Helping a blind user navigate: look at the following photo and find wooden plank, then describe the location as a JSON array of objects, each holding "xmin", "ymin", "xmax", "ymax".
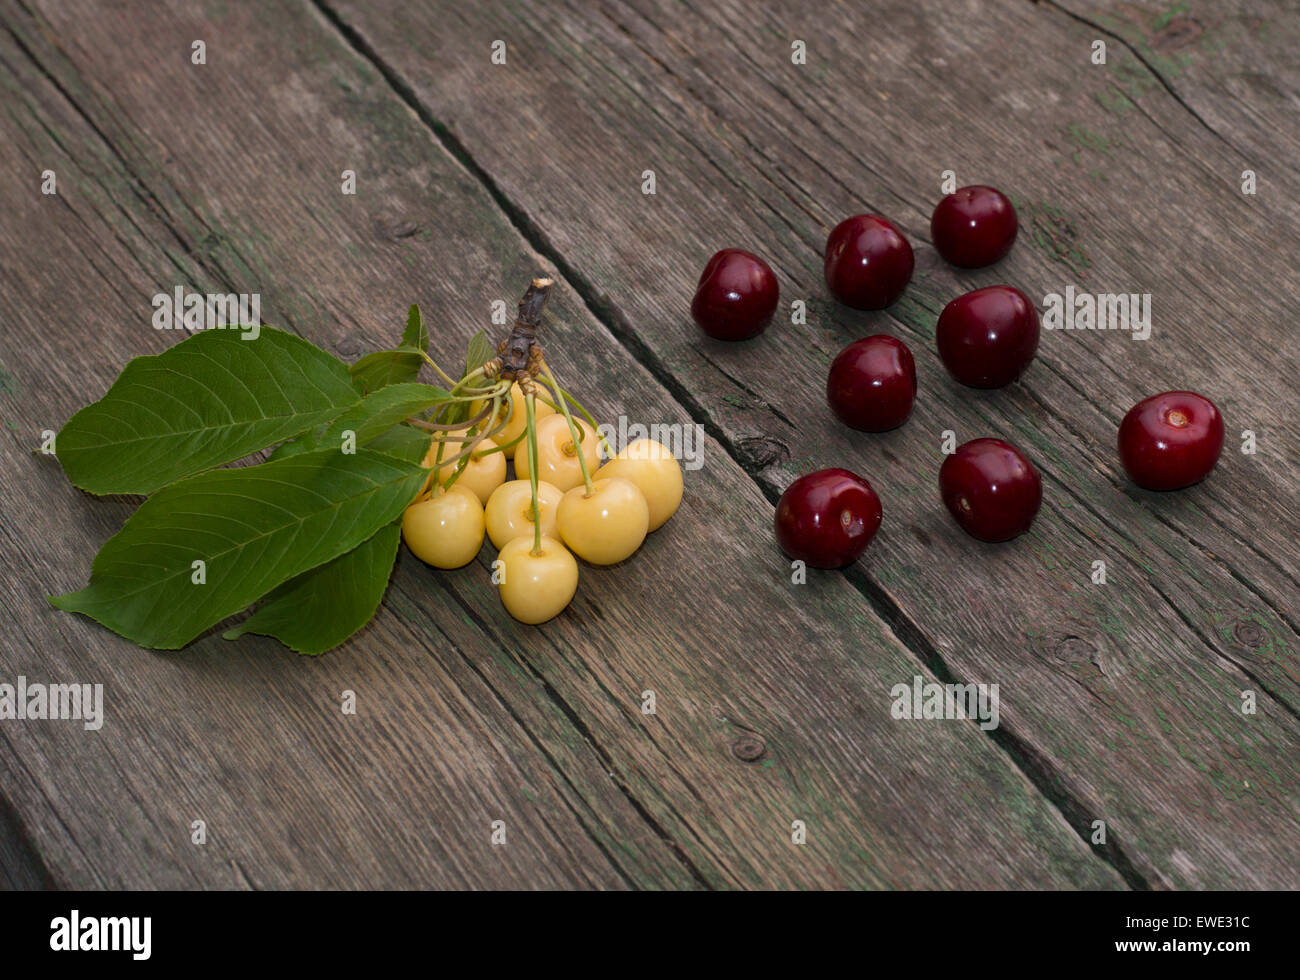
[
  {"xmin": 1050, "ymin": 0, "xmax": 1300, "ymax": 199},
  {"xmin": 324, "ymin": 0, "xmax": 1300, "ymax": 887},
  {"xmin": 0, "ymin": 793, "xmax": 51, "ymax": 890},
  {"xmin": 0, "ymin": 0, "xmax": 1120, "ymax": 888},
  {"xmin": 0, "ymin": 9, "xmax": 687, "ymax": 891}
]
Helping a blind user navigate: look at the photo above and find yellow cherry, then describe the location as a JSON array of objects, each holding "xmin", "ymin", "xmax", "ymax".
[
  {"xmin": 484, "ymin": 479, "xmax": 563, "ymax": 549},
  {"xmin": 557, "ymin": 478, "xmax": 649, "ymax": 565},
  {"xmin": 595, "ymin": 438, "xmax": 683, "ymax": 531},
  {"xmin": 471, "ymin": 382, "xmax": 555, "ymax": 458},
  {"xmin": 496, "ymin": 536, "xmax": 578, "ymax": 624},
  {"xmin": 514, "ymin": 413, "xmax": 600, "ymax": 492},
  {"xmin": 423, "ymin": 430, "xmax": 506, "ymax": 504},
  {"xmin": 402, "ymin": 484, "xmax": 484, "ymax": 569}
]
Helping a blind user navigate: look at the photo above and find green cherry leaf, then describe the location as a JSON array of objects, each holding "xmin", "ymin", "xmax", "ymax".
[
  {"xmin": 348, "ymin": 348, "xmax": 424, "ymax": 396},
  {"xmin": 49, "ymin": 449, "xmax": 427, "ymax": 649},
  {"xmin": 347, "ymin": 304, "xmax": 431, "ymax": 396},
  {"xmin": 264, "ymin": 423, "xmax": 329, "ymax": 463},
  {"xmin": 365, "ymin": 423, "xmax": 433, "ymax": 465},
  {"xmin": 465, "ymin": 329, "xmax": 496, "ymax": 377},
  {"xmin": 268, "ymin": 383, "xmax": 447, "ymax": 460},
  {"xmin": 402, "ymin": 303, "xmax": 428, "ymax": 352},
  {"xmin": 57, "ymin": 327, "xmax": 359, "ymax": 496},
  {"xmin": 222, "ymin": 522, "xmax": 401, "ymax": 655}
]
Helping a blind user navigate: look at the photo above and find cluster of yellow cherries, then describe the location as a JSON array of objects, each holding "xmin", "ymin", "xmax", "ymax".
[{"xmin": 401, "ymin": 378, "xmax": 682, "ymax": 624}]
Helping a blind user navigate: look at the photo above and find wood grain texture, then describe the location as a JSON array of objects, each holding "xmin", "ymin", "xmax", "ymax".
[
  {"xmin": 322, "ymin": 0, "xmax": 1300, "ymax": 888},
  {"xmin": 1051, "ymin": 0, "xmax": 1300, "ymax": 198},
  {"xmin": 0, "ymin": 793, "xmax": 51, "ymax": 890},
  {"xmin": 0, "ymin": 0, "xmax": 1127, "ymax": 888}
]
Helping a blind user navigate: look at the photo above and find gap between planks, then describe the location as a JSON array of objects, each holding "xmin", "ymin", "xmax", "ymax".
[
  {"xmin": 0, "ymin": 21, "xmax": 671, "ymax": 889},
  {"xmin": 309, "ymin": 0, "xmax": 1156, "ymax": 889}
]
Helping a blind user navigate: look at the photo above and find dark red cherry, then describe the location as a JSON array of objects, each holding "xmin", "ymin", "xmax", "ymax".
[
  {"xmin": 931, "ymin": 185, "xmax": 1018, "ymax": 268},
  {"xmin": 939, "ymin": 438, "xmax": 1041, "ymax": 542},
  {"xmin": 1118, "ymin": 390, "xmax": 1223, "ymax": 490},
  {"xmin": 936, "ymin": 285, "xmax": 1039, "ymax": 388},
  {"xmin": 824, "ymin": 214, "xmax": 914, "ymax": 310},
  {"xmin": 691, "ymin": 248, "xmax": 779, "ymax": 341},
  {"xmin": 827, "ymin": 335, "xmax": 917, "ymax": 432},
  {"xmin": 774, "ymin": 468, "xmax": 883, "ymax": 568}
]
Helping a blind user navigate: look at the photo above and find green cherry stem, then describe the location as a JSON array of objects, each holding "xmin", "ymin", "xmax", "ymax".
[
  {"xmin": 456, "ymin": 365, "xmax": 489, "ymax": 391},
  {"xmin": 532, "ymin": 391, "xmax": 562, "ymax": 414},
  {"xmin": 537, "ymin": 366, "xmax": 613, "ymax": 459},
  {"xmin": 430, "ymin": 377, "xmax": 509, "ymax": 427},
  {"xmin": 407, "ymin": 399, "xmax": 497, "ymax": 434},
  {"xmin": 525, "ymin": 391, "xmax": 542, "ymax": 555},
  {"xmin": 476, "ymin": 394, "xmax": 524, "ymax": 456},
  {"xmin": 419, "ymin": 351, "xmax": 460, "ymax": 388},
  {"xmin": 478, "ymin": 430, "xmax": 525, "ymax": 456},
  {"xmin": 539, "ymin": 364, "xmax": 594, "ymax": 495},
  {"xmin": 438, "ymin": 391, "xmax": 510, "ymax": 492}
]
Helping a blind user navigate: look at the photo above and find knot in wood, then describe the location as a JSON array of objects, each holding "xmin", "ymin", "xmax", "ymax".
[
  {"xmin": 736, "ymin": 436, "xmax": 789, "ymax": 471},
  {"xmin": 1231, "ymin": 619, "xmax": 1266, "ymax": 649},
  {"xmin": 1153, "ymin": 17, "xmax": 1202, "ymax": 52},
  {"xmin": 334, "ymin": 336, "xmax": 363, "ymax": 358},
  {"xmin": 731, "ymin": 736, "xmax": 766, "ymax": 762},
  {"xmin": 1049, "ymin": 634, "xmax": 1095, "ymax": 666}
]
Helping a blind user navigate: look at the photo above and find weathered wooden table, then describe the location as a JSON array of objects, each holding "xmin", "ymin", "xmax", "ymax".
[{"xmin": 1, "ymin": 0, "xmax": 1296, "ymax": 890}]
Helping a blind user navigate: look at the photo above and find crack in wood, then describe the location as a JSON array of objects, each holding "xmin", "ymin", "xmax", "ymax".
[
  {"xmin": 9, "ymin": 0, "xmax": 1287, "ymax": 888},
  {"xmin": 378, "ymin": 571, "xmax": 669, "ymax": 888},
  {"xmin": 4, "ymin": 7, "xmax": 320, "ymax": 347},
  {"xmin": 1041, "ymin": 1, "xmax": 1249, "ymax": 159},
  {"xmin": 427, "ymin": 573, "xmax": 718, "ymax": 889},
  {"xmin": 307, "ymin": 0, "xmax": 1170, "ymax": 888}
]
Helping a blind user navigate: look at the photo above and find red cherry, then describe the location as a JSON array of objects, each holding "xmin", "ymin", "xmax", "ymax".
[
  {"xmin": 1118, "ymin": 391, "xmax": 1223, "ymax": 490},
  {"xmin": 936, "ymin": 285, "xmax": 1039, "ymax": 388},
  {"xmin": 931, "ymin": 185, "xmax": 1019, "ymax": 268},
  {"xmin": 691, "ymin": 248, "xmax": 779, "ymax": 341},
  {"xmin": 827, "ymin": 335, "xmax": 917, "ymax": 432},
  {"xmin": 939, "ymin": 438, "xmax": 1041, "ymax": 542},
  {"xmin": 774, "ymin": 468, "xmax": 882, "ymax": 568},
  {"xmin": 824, "ymin": 214, "xmax": 914, "ymax": 310}
]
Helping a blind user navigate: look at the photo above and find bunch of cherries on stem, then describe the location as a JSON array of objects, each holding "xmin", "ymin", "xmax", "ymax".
[
  {"xmin": 402, "ymin": 279, "xmax": 685, "ymax": 626},
  {"xmin": 692, "ymin": 185, "xmax": 1224, "ymax": 569}
]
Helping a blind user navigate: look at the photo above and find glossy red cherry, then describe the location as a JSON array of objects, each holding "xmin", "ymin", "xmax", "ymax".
[
  {"xmin": 939, "ymin": 438, "xmax": 1041, "ymax": 542},
  {"xmin": 936, "ymin": 285, "xmax": 1039, "ymax": 388},
  {"xmin": 774, "ymin": 468, "xmax": 882, "ymax": 568},
  {"xmin": 691, "ymin": 248, "xmax": 779, "ymax": 341},
  {"xmin": 931, "ymin": 185, "xmax": 1018, "ymax": 268},
  {"xmin": 824, "ymin": 214, "xmax": 914, "ymax": 310},
  {"xmin": 826, "ymin": 335, "xmax": 917, "ymax": 432},
  {"xmin": 1118, "ymin": 390, "xmax": 1223, "ymax": 490}
]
